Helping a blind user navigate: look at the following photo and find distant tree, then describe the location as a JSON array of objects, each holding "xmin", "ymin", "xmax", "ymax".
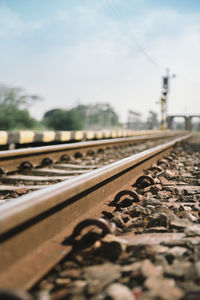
[
  {"xmin": 72, "ymin": 103, "xmax": 120, "ymax": 129},
  {"xmin": 85, "ymin": 103, "xmax": 119, "ymax": 128},
  {"xmin": 43, "ymin": 109, "xmax": 61, "ymax": 119},
  {"xmin": 43, "ymin": 109, "xmax": 83, "ymax": 130},
  {"xmin": 43, "ymin": 103, "xmax": 120, "ymax": 130},
  {"xmin": 0, "ymin": 84, "xmax": 42, "ymax": 108},
  {"xmin": 0, "ymin": 105, "xmax": 37, "ymax": 130},
  {"xmin": 0, "ymin": 83, "xmax": 41, "ymax": 130}
]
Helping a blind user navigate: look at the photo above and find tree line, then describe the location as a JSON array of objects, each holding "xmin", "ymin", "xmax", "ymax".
[
  {"xmin": 0, "ymin": 84, "xmax": 120, "ymax": 131},
  {"xmin": 0, "ymin": 83, "xmax": 161, "ymax": 131}
]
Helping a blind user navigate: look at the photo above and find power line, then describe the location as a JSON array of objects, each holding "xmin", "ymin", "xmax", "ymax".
[{"xmin": 102, "ymin": 0, "xmax": 165, "ymax": 70}]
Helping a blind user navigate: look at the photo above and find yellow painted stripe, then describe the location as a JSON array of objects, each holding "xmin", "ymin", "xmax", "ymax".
[
  {"xmin": 19, "ymin": 131, "xmax": 35, "ymax": 144},
  {"xmin": 96, "ymin": 131, "xmax": 103, "ymax": 139},
  {"xmin": 111, "ymin": 131, "xmax": 117, "ymax": 138},
  {"xmin": 117, "ymin": 130, "xmax": 122, "ymax": 137},
  {"xmin": 104, "ymin": 131, "xmax": 111, "ymax": 138},
  {"xmin": 86, "ymin": 131, "xmax": 95, "ymax": 140},
  {"xmin": 0, "ymin": 131, "xmax": 8, "ymax": 145},
  {"xmin": 74, "ymin": 131, "xmax": 83, "ymax": 140},
  {"xmin": 123, "ymin": 131, "xmax": 128, "ymax": 137},
  {"xmin": 43, "ymin": 131, "xmax": 56, "ymax": 142},
  {"xmin": 60, "ymin": 131, "xmax": 71, "ymax": 141}
]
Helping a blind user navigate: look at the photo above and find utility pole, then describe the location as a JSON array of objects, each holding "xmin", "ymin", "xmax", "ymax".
[
  {"xmin": 160, "ymin": 68, "xmax": 175, "ymax": 130},
  {"xmin": 127, "ymin": 110, "xmax": 141, "ymax": 129}
]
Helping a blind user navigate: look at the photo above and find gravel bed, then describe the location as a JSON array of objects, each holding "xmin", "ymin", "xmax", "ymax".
[{"xmin": 30, "ymin": 139, "xmax": 200, "ymax": 300}]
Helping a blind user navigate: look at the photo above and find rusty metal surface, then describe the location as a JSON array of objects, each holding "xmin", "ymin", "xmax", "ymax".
[
  {"xmin": 30, "ymin": 136, "xmax": 200, "ymax": 300},
  {"xmin": 0, "ymin": 134, "xmax": 191, "ymax": 290},
  {"xmin": 0, "ymin": 134, "xmax": 191, "ymax": 234},
  {"xmin": 0, "ymin": 132, "xmax": 186, "ymax": 203},
  {"xmin": 0, "ymin": 132, "xmax": 183, "ymax": 173}
]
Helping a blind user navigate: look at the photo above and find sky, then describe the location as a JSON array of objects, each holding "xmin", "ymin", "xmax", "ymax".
[{"xmin": 0, "ymin": 0, "xmax": 200, "ymax": 123}]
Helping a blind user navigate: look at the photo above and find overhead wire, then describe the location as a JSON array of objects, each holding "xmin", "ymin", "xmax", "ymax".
[{"xmin": 101, "ymin": 0, "xmax": 165, "ymax": 71}]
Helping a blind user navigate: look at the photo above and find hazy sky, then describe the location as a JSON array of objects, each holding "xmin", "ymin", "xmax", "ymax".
[{"xmin": 0, "ymin": 0, "xmax": 200, "ymax": 122}]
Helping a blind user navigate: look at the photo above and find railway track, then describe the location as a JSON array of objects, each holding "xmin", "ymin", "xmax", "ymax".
[
  {"xmin": 0, "ymin": 132, "xmax": 180, "ymax": 204},
  {"xmin": 0, "ymin": 132, "xmax": 198, "ymax": 300}
]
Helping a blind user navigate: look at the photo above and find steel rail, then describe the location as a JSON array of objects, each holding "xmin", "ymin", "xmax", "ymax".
[
  {"xmin": 0, "ymin": 132, "xmax": 182, "ymax": 173},
  {"xmin": 0, "ymin": 134, "xmax": 191, "ymax": 290}
]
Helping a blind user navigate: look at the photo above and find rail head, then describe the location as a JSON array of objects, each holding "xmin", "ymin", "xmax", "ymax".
[{"xmin": 0, "ymin": 134, "xmax": 192, "ymax": 236}]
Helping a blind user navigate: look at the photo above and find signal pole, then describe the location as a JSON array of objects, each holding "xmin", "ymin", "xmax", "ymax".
[{"xmin": 160, "ymin": 68, "xmax": 175, "ymax": 130}]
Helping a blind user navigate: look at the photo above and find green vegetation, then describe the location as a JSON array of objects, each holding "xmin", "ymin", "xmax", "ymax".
[
  {"xmin": 0, "ymin": 84, "xmax": 41, "ymax": 130},
  {"xmin": 43, "ymin": 108, "xmax": 83, "ymax": 130},
  {"xmin": 0, "ymin": 84, "xmax": 120, "ymax": 131},
  {"xmin": 43, "ymin": 103, "xmax": 120, "ymax": 130},
  {"xmin": 0, "ymin": 105, "xmax": 37, "ymax": 130},
  {"xmin": 0, "ymin": 83, "xmax": 164, "ymax": 132}
]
